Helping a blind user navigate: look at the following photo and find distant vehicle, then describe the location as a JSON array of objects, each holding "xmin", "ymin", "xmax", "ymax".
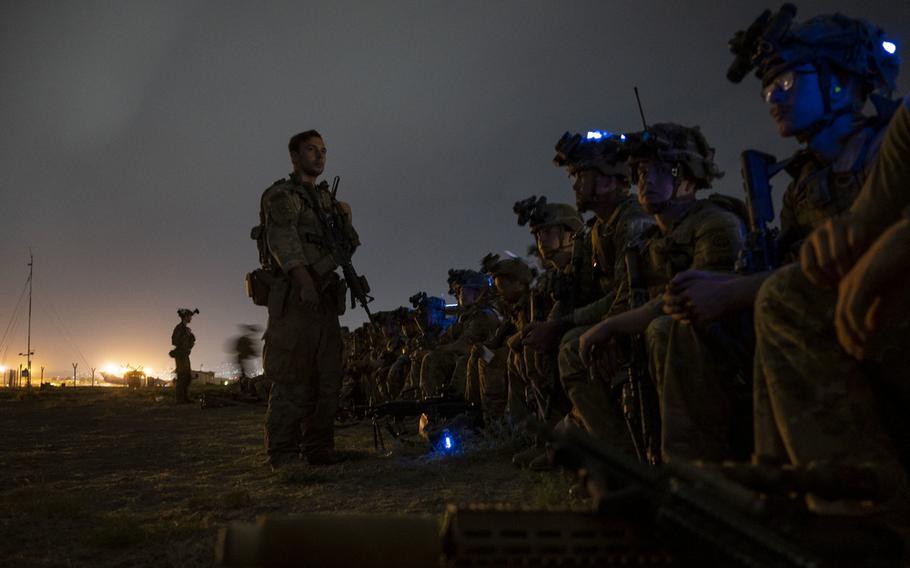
[{"xmin": 100, "ymin": 366, "xmax": 166, "ymax": 388}]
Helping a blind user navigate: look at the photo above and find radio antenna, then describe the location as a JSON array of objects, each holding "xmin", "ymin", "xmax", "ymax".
[{"xmin": 634, "ymin": 86, "xmax": 648, "ymax": 130}]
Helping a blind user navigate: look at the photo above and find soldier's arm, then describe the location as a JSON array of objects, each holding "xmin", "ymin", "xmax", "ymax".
[
  {"xmin": 337, "ymin": 200, "xmax": 361, "ymax": 252},
  {"xmin": 850, "ymin": 96, "xmax": 910, "ymax": 233},
  {"xmin": 265, "ymin": 189, "xmax": 320, "ymax": 298},
  {"xmin": 802, "ymin": 97, "xmax": 910, "ymax": 288}
]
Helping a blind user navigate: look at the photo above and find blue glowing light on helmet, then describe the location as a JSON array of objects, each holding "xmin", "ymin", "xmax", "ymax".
[
  {"xmin": 882, "ymin": 41, "xmax": 897, "ymax": 55},
  {"xmin": 586, "ymin": 130, "xmax": 611, "ymax": 140}
]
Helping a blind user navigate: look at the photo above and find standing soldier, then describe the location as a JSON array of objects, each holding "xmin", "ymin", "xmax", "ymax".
[
  {"xmin": 170, "ymin": 308, "xmax": 199, "ymax": 404},
  {"xmin": 233, "ymin": 324, "xmax": 261, "ymax": 381},
  {"xmin": 251, "ymin": 129, "xmax": 360, "ymax": 469}
]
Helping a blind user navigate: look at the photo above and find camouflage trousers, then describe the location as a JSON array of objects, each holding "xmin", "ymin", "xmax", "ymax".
[
  {"xmin": 508, "ymin": 341, "xmax": 565, "ymax": 426},
  {"xmin": 645, "ymin": 313, "xmax": 753, "ymax": 462},
  {"xmin": 263, "ymin": 294, "xmax": 342, "ymax": 463},
  {"xmin": 174, "ymin": 356, "xmax": 192, "ymax": 403},
  {"xmin": 420, "ymin": 344, "xmax": 468, "ymax": 398},
  {"xmin": 465, "ymin": 345, "xmax": 508, "ymax": 423},
  {"xmin": 754, "ymin": 264, "xmax": 910, "ymax": 522},
  {"xmin": 558, "ymin": 325, "xmax": 634, "ymax": 455}
]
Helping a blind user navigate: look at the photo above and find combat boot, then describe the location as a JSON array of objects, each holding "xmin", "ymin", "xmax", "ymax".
[
  {"xmin": 528, "ymin": 451, "xmax": 554, "ymax": 472},
  {"xmin": 511, "ymin": 446, "xmax": 544, "ymax": 469}
]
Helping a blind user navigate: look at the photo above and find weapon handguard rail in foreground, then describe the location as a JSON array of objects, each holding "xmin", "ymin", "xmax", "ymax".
[{"xmin": 216, "ymin": 426, "xmax": 903, "ymax": 567}]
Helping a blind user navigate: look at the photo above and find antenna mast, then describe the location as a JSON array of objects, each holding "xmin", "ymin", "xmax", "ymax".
[
  {"xmin": 18, "ymin": 253, "xmax": 35, "ymax": 388},
  {"xmin": 634, "ymin": 86, "xmax": 648, "ymax": 130}
]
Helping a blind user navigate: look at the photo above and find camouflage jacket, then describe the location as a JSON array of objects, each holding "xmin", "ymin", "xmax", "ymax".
[
  {"xmin": 171, "ymin": 323, "xmax": 195, "ymax": 358},
  {"xmin": 440, "ymin": 300, "xmax": 500, "ymax": 353},
  {"xmin": 565, "ymin": 196, "xmax": 654, "ymax": 326},
  {"xmin": 262, "ymin": 173, "xmax": 360, "ymax": 277},
  {"xmin": 778, "ymin": 118, "xmax": 889, "ymax": 261},
  {"xmin": 850, "ymin": 96, "xmax": 910, "ymax": 233},
  {"xmin": 642, "ymin": 196, "xmax": 746, "ymax": 297}
]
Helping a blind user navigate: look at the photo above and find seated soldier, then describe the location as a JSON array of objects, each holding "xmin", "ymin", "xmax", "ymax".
[
  {"xmin": 645, "ymin": 7, "xmax": 900, "ymax": 461},
  {"xmin": 465, "ymin": 255, "xmax": 534, "ymax": 425},
  {"xmin": 578, "ymin": 123, "xmax": 746, "ymax": 462},
  {"xmin": 420, "ymin": 269, "xmax": 499, "ymax": 398},
  {"xmin": 753, "ymin": 94, "xmax": 910, "ymax": 536},
  {"xmin": 402, "ymin": 293, "xmax": 452, "ymax": 398},
  {"xmin": 509, "ymin": 196, "xmax": 585, "ymax": 467},
  {"xmin": 523, "ymin": 131, "xmax": 653, "ymax": 454}
]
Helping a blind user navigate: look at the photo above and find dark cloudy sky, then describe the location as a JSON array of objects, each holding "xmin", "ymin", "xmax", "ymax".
[{"xmin": 1, "ymin": 1, "xmax": 908, "ymax": 377}]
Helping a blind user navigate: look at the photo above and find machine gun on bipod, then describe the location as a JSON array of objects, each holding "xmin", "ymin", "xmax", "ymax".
[{"xmin": 356, "ymin": 394, "xmax": 480, "ymax": 455}]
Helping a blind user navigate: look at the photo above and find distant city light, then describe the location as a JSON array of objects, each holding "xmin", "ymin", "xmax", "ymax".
[{"xmin": 883, "ymin": 41, "xmax": 897, "ymax": 55}]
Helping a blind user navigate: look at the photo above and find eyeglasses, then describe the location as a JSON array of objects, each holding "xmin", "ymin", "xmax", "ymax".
[{"xmin": 761, "ymin": 69, "xmax": 816, "ymax": 102}]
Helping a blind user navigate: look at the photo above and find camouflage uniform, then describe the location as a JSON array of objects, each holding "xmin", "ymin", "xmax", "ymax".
[
  {"xmin": 641, "ymin": 197, "xmax": 747, "ymax": 460},
  {"xmin": 260, "ymin": 173, "xmax": 359, "ymax": 465},
  {"xmin": 170, "ymin": 320, "xmax": 195, "ymax": 403},
  {"xmin": 421, "ymin": 300, "xmax": 499, "ymax": 398},
  {"xmin": 465, "ymin": 257, "xmax": 534, "ymax": 423},
  {"xmin": 753, "ymin": 99, "xmax": 910, "ymax": 526},
  {"xmin": 556, "ymin": 197, "xmax": 654, "ymax": 443}
]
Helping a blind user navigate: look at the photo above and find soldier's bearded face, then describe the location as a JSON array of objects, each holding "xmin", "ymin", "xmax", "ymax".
[
  {"xmin": 635, "ymin": 161, "xmax": 675, "ymax": 211},
  {"xmin": 764, "ymin": 65, "xmax": 827, "ymax": 138},
  {"xmin": 570, "ymin": 169, "xmax": 599, "ymax": 211},
  {"xmin": 291, "ymin": 136, "xmax": 327, "ymax": 177}
]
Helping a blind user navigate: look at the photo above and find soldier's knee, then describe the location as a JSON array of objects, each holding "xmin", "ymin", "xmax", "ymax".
[
  {"xmin": 754, "ymin": 264, "xmax": 803, "ymax": 334},
  {"xmin": 645, "ymin": 316, "xmax": 672, "ymax": 354}
]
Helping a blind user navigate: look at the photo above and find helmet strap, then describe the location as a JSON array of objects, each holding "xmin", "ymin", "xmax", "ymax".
[{"xmin": 795, "ymin": 62, "xmax": 855, "ymax": 143}]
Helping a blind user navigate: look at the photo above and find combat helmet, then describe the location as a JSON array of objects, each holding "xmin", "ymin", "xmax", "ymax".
[
  {"xmin": 553, "ymin": 131, "xmax": 631, "ymax": 181},
  {"xmin": 447, "ymin": 269, "xmax": 490, "ymax": 295},
  {"xmin": 177, "ymin": 308, "xmax": 200, "ymax": 318},
  {"xmin": 513, "ymin": 195, "xmax": 583, "ymax": 233},
  {"xmin": 728, "ymin": 4, "xmax": 900, "ymax": 134},
  {"xmin": 481, "ymin": 253, "xmax": 535, "ymax": 286},
  {"xmin": 624, "ymin": 123, "xmax": 724, "ymax": 189}
]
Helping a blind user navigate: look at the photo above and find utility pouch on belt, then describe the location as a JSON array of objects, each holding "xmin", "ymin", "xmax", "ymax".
[{"xmin": 245, "ymin": 269, "xmax": 274, "ymax": 307}]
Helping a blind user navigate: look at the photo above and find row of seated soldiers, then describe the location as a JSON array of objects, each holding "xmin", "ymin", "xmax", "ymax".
[{"xmin": 344, "ymin": 4, "xmax": 910, "ymax": 538}]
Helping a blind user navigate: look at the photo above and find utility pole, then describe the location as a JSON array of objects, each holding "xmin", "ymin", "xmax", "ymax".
[
  {"xmin": 25, "ymin": 253, "xmax": 33, "ymax": 388},
  {"xmin": 91, "ymin": 367, "xmax": 96, "ymax": 387},
  {"xmin": 72, "ymin": 362, "xmax": 78, "ymax": 387},
  {"xmin": 40, "ymin": 366, "xmax": 44, "ymax": 385}
]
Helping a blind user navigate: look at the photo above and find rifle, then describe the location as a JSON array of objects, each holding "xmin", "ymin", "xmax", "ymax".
[
  {"xmin": 620, "ymin": 246, "xmax": 661, "ymax": 465},
  {"xmin": 216, "ymin": 426, "xmax": 902, "ymax": 567},
  {"xmin": 735, "ymin": 150, "xmax": 787, "ymax": 274},
  {"xmin": 313, "ymin": 176, "xmax": 376, "ymax": 322}
]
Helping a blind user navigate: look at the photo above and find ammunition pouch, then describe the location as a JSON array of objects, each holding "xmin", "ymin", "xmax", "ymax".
[
  {"xmin": 318, "ymin": 271, "xmax": 347, "ymax": 316},
  {"xmin": 245, "ymin": 268, "xmax": 275, "ymax": 307}
]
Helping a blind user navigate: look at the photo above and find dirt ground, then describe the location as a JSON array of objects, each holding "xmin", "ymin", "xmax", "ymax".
[{"xmin": 0, "ymin": 387, "xmax": 572, "ymax": 567}]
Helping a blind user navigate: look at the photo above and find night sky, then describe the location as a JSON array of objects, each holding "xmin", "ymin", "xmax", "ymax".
[{"xmin": 1, "ymin": 1, "xmax": 908, "ymax": 377}]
